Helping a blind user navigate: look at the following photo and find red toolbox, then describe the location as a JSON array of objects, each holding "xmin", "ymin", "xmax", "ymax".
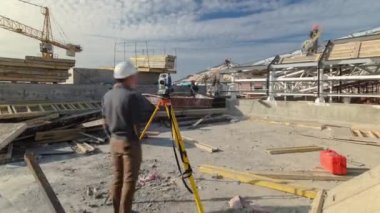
[{"xmin": 320, "ymin": 149, "xmax": 347, "ymax": 175}]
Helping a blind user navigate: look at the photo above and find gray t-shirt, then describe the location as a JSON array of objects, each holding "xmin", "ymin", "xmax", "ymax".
[{"xmin": 102, "ymin": 87, "xmax": 141, "ymax": 142}]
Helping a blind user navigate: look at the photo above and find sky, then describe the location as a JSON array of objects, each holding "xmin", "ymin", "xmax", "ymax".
[{"xmin": 1, "ymin": 0, "xmax": 380, "ymax": 79}]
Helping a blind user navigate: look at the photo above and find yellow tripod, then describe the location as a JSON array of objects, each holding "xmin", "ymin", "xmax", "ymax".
[{"xmin": 139, "ymin": 97, "xmax": 204, "ymax": 213}]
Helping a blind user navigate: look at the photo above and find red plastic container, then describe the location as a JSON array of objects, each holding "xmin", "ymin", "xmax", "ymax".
[{"xmin": 320, "ymin": 150, "xmax": 347, "ymax": 175}]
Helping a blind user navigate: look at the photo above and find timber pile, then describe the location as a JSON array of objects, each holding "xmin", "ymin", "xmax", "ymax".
[
  {"xmin": 130, "ymin": 55, "xmax": 176, "ymax": 73},
  {"xmin": 328, "ymin": 38, "xmax": 380, "ymax": 61},
  {"xmin": 0, "ymin": 56, "xmax": 75, "ymax": 83},
  {"xmin": 0, "ymin": 108, "xmax": 104, "ymax": 164}
]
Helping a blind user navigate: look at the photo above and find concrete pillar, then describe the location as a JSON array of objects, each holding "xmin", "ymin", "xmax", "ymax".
[{"xmin": 267, "ymin": 69, "xmax": 275, "ymax": 101}]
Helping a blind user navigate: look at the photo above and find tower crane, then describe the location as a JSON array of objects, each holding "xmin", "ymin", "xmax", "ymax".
[{"xmin": 0, "ymin": 0, "xmax": 82, "ymax": 59}]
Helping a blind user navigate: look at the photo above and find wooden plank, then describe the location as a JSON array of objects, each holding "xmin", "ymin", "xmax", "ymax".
[
  {"xmin": 19, "ymin": 110, "xmax": 101, "ymax": 139},
  {"xmin": 0, "ymin": 123, "xmax": 27, "ymax": 150},
  {"xmin": 266, "ymin": 145, "xmax": 324, "ymax": 155},
  {"xmin": 330, "ymin": 127, "xmax": 380, "ymax": 144},
  {"xmin": 199, "ymin": 165, "xmax": 318, "ymax": 199},
  {"xmin": 249, "ymin": 170, "xmax": 351, "ymax": 181},
  {"xmin": 35, "ymin": 128, "xmax": 81, "ymax": 143},
  {"xmin": 309, "ymin": 189, "xmax": 326, "ymax": 213},
  {"xmin": 323, "ymin": 164, "xmax": 380, "ymax": 213},
  {"xmin": 25, "ymin": 113, "xmax": 60, "ymax": 126},
  {"xmin": 24, "ymin": 153, "xmax": 65, "ymax": 213},
  {"xmin": 79, "ymin": 132, "xmax": 105, "ymax": 143},
  {"xmin": 188, "ymin": 114, "xmax": 212, "ymax": 129},
  {"xmin": 183, "ymin": 136, "xmax": 220, "ymax": 153},
  {"xmin": 372, "ymin": 131, "xmax": 380, "ymax": 138},
  {"xmin": 81, "ymin": 119, "xmax": 103, "ymax": 128},
  {"xmin": 73, "ymin": 141, "xmax": 96, "ymax": 154}
]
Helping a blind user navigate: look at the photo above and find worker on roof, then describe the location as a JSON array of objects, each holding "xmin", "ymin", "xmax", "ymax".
[
  {"xmin": 102, "ymin": 61, "xmax": 143, "ymax": 213},
  {"xmin": 190, "ymin": 80, "xmax": 199, "ymax": 97},
  {"xmin": 302, "ymin": 24, "xmax": 321, "ymax": 55}
]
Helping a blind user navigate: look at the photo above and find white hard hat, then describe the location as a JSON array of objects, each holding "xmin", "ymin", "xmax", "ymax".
[{"xmin": 113, "ymin": 61, "xmax": 137, "ymax": 79}]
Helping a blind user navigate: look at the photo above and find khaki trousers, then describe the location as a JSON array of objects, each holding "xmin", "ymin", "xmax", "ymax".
[{"xmin": 110, "ymin": 138, "xmax": 142, "ymax": 213}]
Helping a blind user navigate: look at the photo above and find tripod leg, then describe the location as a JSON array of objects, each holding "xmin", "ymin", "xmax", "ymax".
[
  {"xmin": 139, "ymin": 104, "xmax": 160, "ymax": 141},
  {"xmin": 168, "ymin": 105, "xmax": 204, "ymax": 213}
]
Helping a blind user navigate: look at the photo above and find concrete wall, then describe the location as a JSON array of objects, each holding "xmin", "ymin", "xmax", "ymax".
[
  {"xmin": 0, "ymin": 83, "xmax": 110, "ymax": 103},
  {"xmin": 66, "ymin": 68, "xmax": 114, "ymax": 85},
  {"xmin": 230, "ymin": 99, "xmax": 380, "ymax": 126}
]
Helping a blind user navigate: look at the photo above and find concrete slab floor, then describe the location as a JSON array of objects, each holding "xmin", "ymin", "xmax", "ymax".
[{"xmin": 0, "ymin": 119, "xmax": 379, "ymax": 213}]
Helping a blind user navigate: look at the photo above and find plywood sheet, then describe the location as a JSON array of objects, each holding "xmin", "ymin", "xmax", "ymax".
[
  {"xmin": 323, "ymin": 164, "xmax": 380, "ymax": 213},
  {"xmin": 328, "ymin": 39, "xmax": 380, "ymax": 60},
  {"xmin": 0, "ymin": 123, "xmax": 27, "ymax": 150}
]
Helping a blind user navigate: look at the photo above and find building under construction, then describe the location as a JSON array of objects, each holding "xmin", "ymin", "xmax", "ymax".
[{"xmin": 0, "ymin": 2, "xmax": 380, "ymax": 213}]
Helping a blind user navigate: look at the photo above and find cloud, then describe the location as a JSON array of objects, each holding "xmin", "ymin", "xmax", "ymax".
[{"xmin": 1, "ymin": 0, "xmax": 380, "ymax": 78}]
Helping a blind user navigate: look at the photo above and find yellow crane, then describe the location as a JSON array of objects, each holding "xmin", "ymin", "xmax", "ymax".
[{"xmin": 0, "ymin": 0, "xmax": 82, "ymax": 59}]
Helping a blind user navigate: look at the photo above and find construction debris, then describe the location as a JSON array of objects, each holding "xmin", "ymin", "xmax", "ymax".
[
  {"xmin": 199, "ymin": 164, "xmax": 318, "ymax": 199},
  {"xmin": 0, "ymin": 56, "xmax": 75, "ymax": 83}
]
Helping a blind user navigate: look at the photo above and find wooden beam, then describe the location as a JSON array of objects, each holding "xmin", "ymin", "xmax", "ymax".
[
  {"xmin": 25, "ymin": 113, "xmax": 60, "ymax": 126},
  {"xmin": 79, "ymin": 132, "xmax": 105, "ymax": 143},
  {"xmin": 199, "ymin": 164, "xmax": 318, "ymax": 199},
  {"xmin": 266, "ymin": 145, "xmax": 324, "ymax": 155},
  {"xmin": 183, "ymin": 136, "xmax": 220, "ymax": 153},
  {"xmin": 309, "ymin": 189, "xmax": 327, "ymax": 213},
  {"xmin": 0, "ymin": 123, "xmax": 27, "ymax": 150},
  {"xmin": 35, "ymin": 128, "xmax": 81, "ymax": 143},
  {"xmin": 188, "ymin": 114, "xmax": 212, "ymax": 129},
  {"xmin": 24, "ymin": 153, "xmax": 65, "ymax": 213}
]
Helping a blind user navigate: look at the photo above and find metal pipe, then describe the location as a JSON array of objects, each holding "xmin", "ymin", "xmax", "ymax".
[{"xmin": 234, "ymin": 75, "xmax": 380, "ymax": 83}]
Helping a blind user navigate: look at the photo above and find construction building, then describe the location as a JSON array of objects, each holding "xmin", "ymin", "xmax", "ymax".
[{"xmin": 0, "ymin": 2, "xmax": 380, "ymax": 212}]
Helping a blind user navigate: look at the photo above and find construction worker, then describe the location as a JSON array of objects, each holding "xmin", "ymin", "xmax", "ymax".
[
  {"xmin": 302, "ymin": 24, "xmax": 321, "ymax": 55},
  {"xmin": 102, "ymin": 61, "xmax": 142, "ymax": 213},
  {"xmin": 190, "ymin": 80, "xmax": 199, "ymax": 97}
]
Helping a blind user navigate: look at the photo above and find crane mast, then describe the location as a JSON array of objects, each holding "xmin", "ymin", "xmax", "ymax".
[{"xmin": 0, "ymin": 1, "xmax": 82, "ymax": 59}]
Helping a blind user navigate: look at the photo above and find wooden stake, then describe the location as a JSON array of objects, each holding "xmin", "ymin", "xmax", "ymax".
[{"xmin": 24, "ymin": 153, "xmax": 65, "ymax": 213}]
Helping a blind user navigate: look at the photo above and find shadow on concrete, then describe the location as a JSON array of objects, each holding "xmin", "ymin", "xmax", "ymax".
[
  {"xmin": 134, "ymin": 196, "xmax": 310, "ymax": 213},
  {"xmin": 143, "ymin": 137, "xmax": 196, "ymax": 149},
  {"xmin": 258, "ymin": 99, "xmax": 272, "ymax": 108}
]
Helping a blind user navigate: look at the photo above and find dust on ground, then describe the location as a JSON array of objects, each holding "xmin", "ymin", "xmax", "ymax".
[{"xmin": 1, "ymin": 118, "xmax": 379, "ymax": 213}]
